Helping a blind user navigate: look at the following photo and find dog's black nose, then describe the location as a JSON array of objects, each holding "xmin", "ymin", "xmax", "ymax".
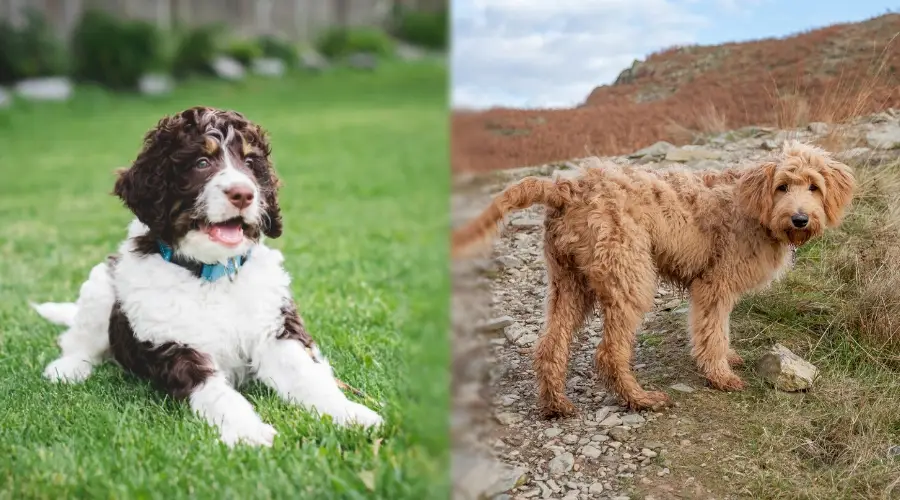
[{"xmin": 791, "ymin": 213, "xmax": 809, "ymax": 228}]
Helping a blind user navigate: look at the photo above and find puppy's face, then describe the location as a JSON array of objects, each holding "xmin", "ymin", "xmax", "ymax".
[
  {"xmin": 114, "ymin": 106, "xmax": 283, "ymax": 263},
  {"xmin": 737, "ymin": 141, "xmax": 855, "ymax": 246}
]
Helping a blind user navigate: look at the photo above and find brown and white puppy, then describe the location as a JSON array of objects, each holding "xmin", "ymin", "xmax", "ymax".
[{"xmin": 33, "ymin": 106, "xmax": 383, "ymax": 447}]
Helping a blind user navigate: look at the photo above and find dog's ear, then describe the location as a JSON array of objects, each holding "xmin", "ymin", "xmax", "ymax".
[
  {"xmin": 113, "ymin": 115, "xmax": 180, "ymax": 233},
  {"xmin": 736, "ymin": 161, "xmax": 777, "ymax": 226},
  {"xmin": 262, "ymin": 172, "xmax": 283, "ymax": 239},
  {"xmin": 822, "ymin": 160, "xmax": 855, "ymax": 227},
  {"xmin": 244, "ymin": 124, "xmax": 283, "ymax": 239}
]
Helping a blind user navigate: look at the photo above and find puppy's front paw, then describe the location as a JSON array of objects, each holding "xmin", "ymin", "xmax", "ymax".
[
  {"xmin": 44, "ymin": 357, "xmax": 94, "ymax": 383},
  {"xmin": 331, "ymin": 401, "xmax": 384, "ymax": 429},
  {"xmin": 219, "ymin": 418, "xmax": 278, "ymax": 448}
]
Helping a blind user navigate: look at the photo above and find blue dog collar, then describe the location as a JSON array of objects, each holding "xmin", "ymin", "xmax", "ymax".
[{"xmin": 157, "ymin": 240, "xmax": 251, "ymax": 283}]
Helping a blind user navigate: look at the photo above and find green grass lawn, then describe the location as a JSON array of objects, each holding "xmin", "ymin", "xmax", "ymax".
[{"xmin": 0, "ymin": 61, "xmax": 448, "ymax": 499}]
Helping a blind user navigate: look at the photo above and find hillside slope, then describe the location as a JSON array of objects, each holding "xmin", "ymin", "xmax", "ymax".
[{"xmin": 452, "ymin": 13, "xmax": 900, "ymax": 173}]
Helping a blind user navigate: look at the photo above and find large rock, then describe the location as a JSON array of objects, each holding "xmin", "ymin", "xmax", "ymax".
[
  {"xmin": 629, "ymin": 141, "xmax": 674, "ymax": 158},
  {"xmin": 866, "ymin": 123, "xmax": 900, "ymax": 149},
  {"xmin": 396, "ymin": 42, "xmax": 428, "ymax": 61},
  {"xmin": 476, "ymin": 316, "xmax": 514, "ymax": 333},
  {"xmin": 14, "ymin": 77, "xmax": 72, "ymax": 101},
  {"xmin": 807, "ymin": 122, "xmax": 829, "ymax": 134},
  {"xmin": 686, "ymin": 159, "xmax": 726, "ymax": 171},
  {"xmin": 299, "ymin": 49, "xmax": 329, "ymax": 72},
  {"xmin": 453, "ymin": 454, "xmax": 528, "ymax": 500},
  {"xmin": 347, "ymin": 52, "xmax": 378, "ymax": 71},
  {"xmin": 757, "ymin": 343, "xmax": 819, "ymax": 391},
  {"xmin": 665, "ymin": 147, "xmax": 722, "ymax": 162},
  {"xmin": 252, "ymin": 57, "xmax": 286, "ymax": 77},
  {"xmin": 138, "ymin": 73, "xmax": 173, "ymax": 96},
  {"xmin": 548, "ymin": 452, "xmax": 575, "ymax": 474},
  {"xmin": 212, "ymin": 56, "xmax": 245, "ymax": 81}
]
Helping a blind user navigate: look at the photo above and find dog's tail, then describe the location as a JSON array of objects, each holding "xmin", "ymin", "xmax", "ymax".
[
  {"xmin": 451, "ymin": 176, "xmax": 569, "ymax": 258},
  {"xmin": 31, "ymin": 301, "xmax": 78, "ymax": 327}
]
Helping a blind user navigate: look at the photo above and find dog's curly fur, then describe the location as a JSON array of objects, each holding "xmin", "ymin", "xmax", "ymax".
[
  {"xmin": 452, "ymin": 141, "xmax": 856, "ymax": 417},
  {"xmin": 114, "ymin": 106, "xmax": 284, "ymax": 255}
]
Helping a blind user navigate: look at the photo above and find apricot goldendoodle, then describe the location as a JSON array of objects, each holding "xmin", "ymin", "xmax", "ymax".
[{"xmin": 452, "ymin": 141, "xmax": 856, "ymax": 417}]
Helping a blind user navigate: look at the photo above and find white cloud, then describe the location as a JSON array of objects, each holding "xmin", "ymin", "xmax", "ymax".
[{"xmin": 451, "ymin": 0, "xmax": 712, "ymax": 109}]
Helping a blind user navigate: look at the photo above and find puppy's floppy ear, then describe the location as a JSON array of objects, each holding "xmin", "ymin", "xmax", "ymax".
[
  {"xmin": 822, "ymin": 160, "xmax": 855, "ymax": 227},
  {"xmin": 736, "ymin": 161, "xmax": 777, "ymax": 226},
  {"xmin": 246, "ymin": 124, "xmax": 283, "ymax": 239},
  {"xmin": 261, "ymin": 172, "xmax": 283, "ymax": 239},
  {"xmin": 113, "ymin": 115, "xmax": 180, "ymax": 232}
]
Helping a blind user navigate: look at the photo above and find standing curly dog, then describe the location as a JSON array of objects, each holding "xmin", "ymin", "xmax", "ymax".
[{"xmin": 452, "ymin": 141, "xmax": 855, "ymax": 417}]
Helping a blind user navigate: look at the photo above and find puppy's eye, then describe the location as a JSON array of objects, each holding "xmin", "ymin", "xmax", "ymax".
[
  {"xmin": 195, "ymin": 158, "xmax": 211, "ymax": 170},
  {"xmin": 776, "ymin": 184, "xmax": 788, "ymax": 192},
  {"xmin": 809, "ymin": 184, "xmax": 819, "ymax": 191},
  {"xmin": 244, "ymin": 157, "xmax": 254, "ymax": 167}
]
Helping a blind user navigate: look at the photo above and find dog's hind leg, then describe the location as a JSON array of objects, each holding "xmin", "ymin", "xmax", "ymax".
[
  {"xmin": 588, "ymin": 241, "xmax": 672, "ymax": 411},
  {"xmin": 688, "ymin": 281, "xmax": 745, "ymax": 391},
  {"xmin": 35, "ymin": 261, "xmax": 115, "ymax": 383},
  {"xmin": 533, "ymin": 248, "xmax": 594, "ymax": 419}
]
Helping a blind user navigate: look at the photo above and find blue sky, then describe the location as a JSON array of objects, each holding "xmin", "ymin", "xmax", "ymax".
[{"xmin": 451, "ymin": 0, "xmax": 897, "ymax": 109}]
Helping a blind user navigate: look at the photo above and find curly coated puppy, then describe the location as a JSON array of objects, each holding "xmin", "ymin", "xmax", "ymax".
[
  {"xmin": 452, "ymin": 141, "xmax": 855, "ymax": 417},
  {"xmin": 33, "ymin": 106, "xmax": 383, "ymax": 446}
]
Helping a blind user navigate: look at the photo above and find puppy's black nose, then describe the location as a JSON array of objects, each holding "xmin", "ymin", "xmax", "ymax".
[{"xmin": 791, "ymin": 213, "xmax": 809, "ymax": 228}]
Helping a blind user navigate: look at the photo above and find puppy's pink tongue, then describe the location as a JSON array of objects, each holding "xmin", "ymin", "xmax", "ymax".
[{"xmin": 208, "ymin": 224, "xmax": 244, "ymax": 246}]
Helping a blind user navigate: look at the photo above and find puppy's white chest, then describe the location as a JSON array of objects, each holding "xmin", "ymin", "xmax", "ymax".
[{"xmin": 115, "ymin": 244, "xmax": 292, "ymax": 371}]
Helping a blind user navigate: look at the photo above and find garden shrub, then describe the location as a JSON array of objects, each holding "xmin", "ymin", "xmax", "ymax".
[
  {"xmin": 71, "ymin": 10, "xmax": 163, "ymax": 90},
  {"xmin": 224, "ymin": 38, "xmax": 262, "ymax": 66},
  {"xmin": 0, "ymin": 8, "xmax": 68, "ymax": 84},
  {"xmin": 315, "ymin": 27, "xmax": 395, "ymax": 60},
  {"xmin": 258, "ymin": 35, "xmax": 298, "ymax": 67},
  {"xmin": 171, "ymin": 24, "xmax": 221, "ymax": 79},
  {"xmin": 392, "ymin": 8, "xmax": 448, "ymax": 50}
]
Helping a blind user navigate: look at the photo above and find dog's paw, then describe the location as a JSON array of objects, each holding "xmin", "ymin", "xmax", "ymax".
[
  {"xmin": 540, "ymin": 397, "xmax": 579, "ymax": 419},
  {"xmin": 43, "ymin": 357, "xmax": 94, "ymax": 383},
  {"xmin": 627, "ymin": 391, "xmax": 674, "ymax": 411},
  {"xmin": 219, "ymin": 418, "xmax": 278, "ymax": 448},
  {"xmin": 727, "ymin": 350, "xmax": 745, "ymax": 367},
  {"xmin": 329, "ymin": 401, "xmax": 384, "ymax": 429},
  {"xmin": 707, "ymin": 371, "xmax": 746, "ymax": 392}
]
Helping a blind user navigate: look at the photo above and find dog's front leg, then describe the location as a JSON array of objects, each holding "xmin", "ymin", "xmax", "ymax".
[
  {"xmin": 253, "ymin": 338, "xmax": 384, "ymax": 428},
  {"xmin": 688, "ymin": 281, "xmax": 745, "ymax": 391},
  {"xmin": 189, "ymin": 373, "xmax": 278, "ymax": 447}
]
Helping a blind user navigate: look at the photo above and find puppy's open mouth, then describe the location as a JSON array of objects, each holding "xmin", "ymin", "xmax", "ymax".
[{"xmin": 199, "ymin": 217, "xmax": 246, "ymax": 247}]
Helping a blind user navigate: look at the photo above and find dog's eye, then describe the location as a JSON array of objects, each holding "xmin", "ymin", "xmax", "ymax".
[
  {"xmin": 776, "ymin": 184, "xmax": 788, "ymax": 192},
  {"xmin": 809, "ymin": 184, "xmax": 819, "ymax": 192},
  {"xmin": 195, "ymin": 158, "xmax": 211, "ymax": 170},
  {"xmin": 244, "ymin": 157, "xmax": 253, "ymax": 167}
]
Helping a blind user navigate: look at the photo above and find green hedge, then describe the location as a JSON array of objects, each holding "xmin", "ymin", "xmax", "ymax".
[
  {"xmin": 393, "ymin": 8, "xmax": 448, "ymax": 50},
  {"xmin": 258, "ymin": 35, "xmax": 298, "ymax": 67},
  {"xmin": 171, "ymin": 24, "xmax": 221, "ymax": 79},
  {"xmin": 71, "ymin": 10, "xmax": 164, "ymax": 90},
  {"xmin": 224, "ymin": 38, "xmax": 262, "ymax": 66},
  {"xmin": 0, "ymin": 8, "xmax": 68, "ymax": 85},
  {"xmin": 315, "ymin": 27, "xmax": 395, "ymax": 60}
]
